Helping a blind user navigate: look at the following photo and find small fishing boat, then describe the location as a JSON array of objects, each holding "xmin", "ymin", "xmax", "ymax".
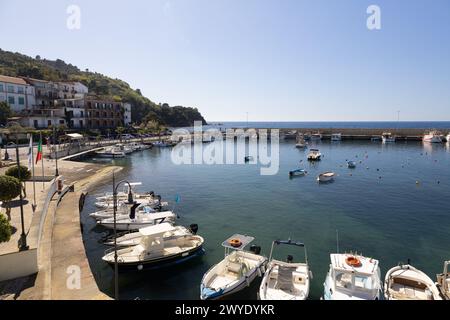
[
  {"xmin": 94, "ymin": 182, "xmax": 147, "ymax": 201},
  {"xmin": 317, "ymin": 172, "xmax": 335, "ymax": 182},
  {"xmin": 307, "ymin": 149, "xmax": 321, "ymax": 161},
  {"xmin": 116, "ymin": 143, "xmax": 133, "ymax": 154},
  {"xmin": 94, "ymin": 195, "xmax": 165, "ymax": 209},
  {"xmin": 423, "ymin": 130, "xmax": 443, "ymax": 143},
  {"xmin": 95, "ymin": 146, "xmax": 126, "ymax": 158},
  {"xmin": 323, "ymin": 253, "xmax": 382, "ymax": 300},
  {"xmin": 347, "ymin": 161, "xmax": 356, "ymax": 168},
  {"xmin": 310, "ymin": 132, "xmax": 322, "ymax": 141},
  {"xmin": 384, "ymin": 263, "xmax": 442, "ymax": 300},
  {"xmin": 382, "ymin": 132, "xmax": 396, "ymax": 143},
  {"xmin": 436, "ymin": 260, "xmax": 450, "ymax": 300},
  {"xmin": 289, "ymin": 169, "xmax": 307, "ymax": 177},
  {"xmin": 295, "ymin": 134, "xmax": 307, "ymax": 148},
  {"xmin": 259, "ymin": 239, "xmax": 311, "ymax": 300},
  {"xmin": 200, "ymin": 234, "xmax": 268, "ymax": 300},
  {"xmin": 103, "ymin": 223, "xmax": 198, "ymax": 248},
  {"xmin": 102, "ymin": 223, "xmax": 204, "ymax": 271},
  {"xmin": 331, "ymin": 133, "xmax": 342, "ymax": 141},
  {"xmin": 89, "ymin": 205, "xmax": 157, "ymax": 221},
  {"xmin": 97, "ymin": 211, "xmax": 177, "ymax": 231}
]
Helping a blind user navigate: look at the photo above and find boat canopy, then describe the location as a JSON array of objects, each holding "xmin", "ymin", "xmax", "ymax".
[
  {"xmin": 139, "ymin": 222, "xmax": 175, "ymax": 236},
  {"xmin": 222, "ymin": 234, "xmax": 255, "ymax": 250}
]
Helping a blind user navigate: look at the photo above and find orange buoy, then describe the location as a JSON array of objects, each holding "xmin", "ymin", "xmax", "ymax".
[
  {"xmin": 229, "ymin": 238, "xmax": 242, "ymax": 248},
  {"xmin": 345, "ymin": 256, "xmax": 362, "ymax": 267}
]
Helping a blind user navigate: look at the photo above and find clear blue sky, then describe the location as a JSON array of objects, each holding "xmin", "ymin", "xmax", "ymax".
[{"xmin": 1, "ymin": 0, "xmax": 449, "ymax": 121}]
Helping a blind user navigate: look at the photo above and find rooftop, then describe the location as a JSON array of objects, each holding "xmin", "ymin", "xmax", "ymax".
[{"xmin": 0, "ymin": 75, "xmax": 27, "ymax": 85}]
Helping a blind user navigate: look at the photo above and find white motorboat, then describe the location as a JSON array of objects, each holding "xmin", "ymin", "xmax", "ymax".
[
  {"xmin": 116, "ymin": 143, "xmax": 133, "ymax": 154},
  {"xmin": 323, "ymin": 253, "xmax": 382, "ymax": 300},
  {"xmin": 94, "ymin": 196, "xmax": 165, "ymax": 209},
  {"xmin": 384, "ymin": 263, "xmax": 442, "ymax": 300},
  {"xmin": 310, "ymin": 132, "xmax": 322, "ymax": 141},
  {"xmin": 200, "ymin": 234, "xmax": 268, "ymax": 300},
  {"xmin": 102, "ymin": 223, "xmax": 204, "ymax": 271},
  {"xmin": 95, "ymin": 182, "xmax": 147, "ymax": 201},
  {"xmin": 89, "ymin": 204, "xmax": 156, "ymax": 221},
  {"xmin": 307, "ymin": 149, "xmax": 321, "ymax": 161},
  {"xmin": 153, "ymin": 141, "xmax": 171, "ymax": 147},
  {"xmin": 103, "ymin": 223, "xmax": 198, "ymax": 248},
  {"xmin": 331, "ymin": 133, "xmax": 342, "ymax": 141},
  {"xmin": 95, "ymin": 146, "xmax": 126, "ymax": 158},
  {"xmin": 259, "ymin": 239, "xmax": 311, "ymax": 300},
  {"xmin": 317, "ymin": 172, "xmax": 335, "ymax": 182},
  {"xmin": 436, "ymin": 260, "xmax": 450, "ymax": 300},
  {"xmin": 295, "ymin": 134, "xmax": 307, "ymax": 148},
  {"xmin": 446, "ymin": 133, "xmax": 450, "ymax": 143},
  {"xmin": 289, "ymin": 169, "xmax": 307, "ymax": 177},
  {"xmin": 382, "ymin": 132, "xmax": 396, "ymax": 143},
  {"xmin": 423, "ymin": 130, "xmax": 442, "ymax": 143},
  {"xmin": 97, "ymin": 211, "xmax": 177, "ymax": 231}
]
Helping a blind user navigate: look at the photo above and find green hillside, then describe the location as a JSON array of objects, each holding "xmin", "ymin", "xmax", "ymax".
[{"xmin": 0, "ymin": 48, "xmax": 207, "ymax": 127}]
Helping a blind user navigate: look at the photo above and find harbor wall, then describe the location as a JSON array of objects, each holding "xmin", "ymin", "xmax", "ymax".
[{"xmin": 0, "ymin": 249, "xmax": 38, "ymax": 282}]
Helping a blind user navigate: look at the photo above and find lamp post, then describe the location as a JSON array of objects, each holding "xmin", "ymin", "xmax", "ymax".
[
  {"xmin": 15, "ymin": 134, "xmax": 28, "ymax": 251},
  {"xmin": 3, "ymin": 134, "xmax": 9, "ymax": 160},
  {"xmin": 112, "ymin": 172, "xmax": 134, "ymax": 300},
  {"xmin": 53, "ymin": 127, "xmax": 59, "ymax": 176}
]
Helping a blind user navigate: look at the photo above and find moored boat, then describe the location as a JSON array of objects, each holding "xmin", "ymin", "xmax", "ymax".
[
  {"xmin": 97, "ymin": 211, "xmax": 177, "ymax": 231},
  {"xmin": 331, "ymin": 133, "xmax": 342, "ymax": 141},
  {"xmin": 289, "ymin": 169, "xmax": 307, "ymax": 177},
  {"xmin": 307, "ymin": 149, "xmax": 321, "ymax": 161},
  {"xmin": 259, "ymin": 239, "xmax": 311, "ymax": 300},
  {"xmin": 102, "ymin": 222, "xmax": 204, "ymax": 271},
  {"xmin": 347, "ymin": 161, "xmax": 356, "ymax": 168},
  {"xmin": 382, "ymin": 132, "xmax": 396, "ymax": 143},
  {"xmin": 323, "ymin": 253, "xmax": 382, "ymax": 300},
  {"xmin": 317, "ymin": 172, "xmax": 335, "ymax": 182},
  {"xmin": 423, "ymin": 130, "xmax": 443, "ymax": 143},
  {"xmin": 200, "ymin": 234, "xmax": 268, "ymax": 300},
  {"xmin": 436, "ymin": 260, "xmax": 450, "ymax": 300},
  {"xmin": 384, "ymin": 263, "xmax": 442, "ymax": 300},
  {"xmin": 310, "ymin": 132, "xmax": 322, "ymax": 141}
]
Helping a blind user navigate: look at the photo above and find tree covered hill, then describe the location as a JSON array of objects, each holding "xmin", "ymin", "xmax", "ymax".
[{"xmin": 0, "ymin": 48, "xmax": 207, "ymax": 127}]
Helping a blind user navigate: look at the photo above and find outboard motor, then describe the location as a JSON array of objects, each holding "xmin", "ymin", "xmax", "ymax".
[
  {"xmin": 287, "ymin": 255, "xmax": 294, "ymax": 263},
  {"xmin": 250, "ymin": 245, "xmax": 261, "ymax": 255},
  {"xmin": 129, "ymin": 202, "xmax": 141, "ymax": 219},
  {"xmin": 189, "ymin": 224, "xmax": 199, "ymax": 235}
]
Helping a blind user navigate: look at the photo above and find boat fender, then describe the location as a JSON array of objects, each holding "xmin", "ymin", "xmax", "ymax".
[{"xmin": 189, "ymin": 224, "xmax": 199, "ymax": 235}]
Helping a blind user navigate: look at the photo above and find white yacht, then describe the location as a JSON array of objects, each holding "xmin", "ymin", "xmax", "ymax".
[
  {"xmin": 323, "ymin": 253, "xmax": 382, "ymax": 300},
  {"xmin": 423, "ymin": 130, "xmax": 442, "ymax": 143},
  {"xmin": 200, "ymin": 234, "xmax": 268, "ymax": 300},
  {"xmin": 331, "ymin": 133, "xmax": 342, "ymax": 141},
  {"xmin": 94, "ymin": 196, "xmax": 164, "ymax": 210},
  {"xmin": 436, "ymin": 260, "xmax": 450, "ymax": 300},
  {"xmin": 102, "ymin": 223, "xmax": 204, "ymax": 271},
  {"xmin": 382, "ymin": 132, "xmax": 396, "ymax": 143},
  {"xmin": 97, "ymin": 211, "xmax": 177, "ymax": 231},
  {"xmin": 317, "ymin": 172, "xmax": 335, "ymax": 182},
  {"xmin": 384, "ymin": 263, "xmax": 442, "ymax": 300},
  {"xmin": 259, "ymin": 239, "xmax": 311, "ymax": 300},
  {"xmin": 103, "ymin": 224, "xmax": 198, "ymax": 248},
  {"xmin": 307, "ymin": 149, "xmax": 321, "ymax": 161}
]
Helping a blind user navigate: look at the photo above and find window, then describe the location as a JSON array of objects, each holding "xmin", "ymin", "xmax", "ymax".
[
  {"xmin": 34, "ymin": 120, "xmax": 38, "ymax": 128},
  {"xmin": 8, "ymin": 96, "xmax": 15, "ymax": 104},
  {"xmin": 59, "ymin": 120, "xmax": 65, "ymax": 124},
  {"xmin": 0, "ymin": 84, "xmax": 3, "ymax": 91},
  {"xmin": 18, "ymin": 97, "xmax": 25, "ymax": 105},
  {"xmin": 48, "ymin": 120, "xmax": 52, "ymax": 126},
  {"xmin": 0, "ymin": 94, "xmax": 4, "ymax": 101},
  {"xmin": 17, "ymin": 86, "xmax": 24, "ymax": 94},
  {"xmin": 7, "ymin": 85, "xmax": 14, "ymax": 93}
]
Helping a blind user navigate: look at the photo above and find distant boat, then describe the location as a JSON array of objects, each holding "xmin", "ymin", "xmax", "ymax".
[
  {"xmin": 310, "ymin": 132, "xmax": 322, "ymax": 141},
  {"xmin": 153, "ymin": 141, "xmax": 171, "ymax": 147},
  {"xmin": 446, "ymin": 133, "xmax": 450, "ymax": 143},
  {"xmin": 331, "ymin": 133, "xmax": 342, "ymax": 141},
  {"xmin": 323, "ymin": 253, "xmax": 382, "ymax": 300},
  {"xmin": 295, "ymin": 134, "xmax": 307, "ymax": 148},
  {"xmin": 423, "ymin": 130, "xmax": 442, "ymax": 143},
  {"xmin": 284, "ymin": 130, "xmax": 297, "ymax": 140},
  {"xmin": 384, "ymin": 264, "xmax": 442, "ymax": 300},
  {"xmin": 95, "ymin": 146, "xmax": 126, "ymax": 158},
  {"xmin": 347, "ymin": 161, "xmax": 356, "ymax": 168},
  {"xmin": 200, "ymin": 234, "xmax": 267, "ymax": 300},
  {"xmin": 382, "ymin": 132, "xmax": 396, "ymax": 143},
  {"xmin": 371, "ymin": 136, "xmax": 382, "ymax": 142},
  {"xmin": 436, "ymin": 260, "xmax": 450, "ymax": 300},
  {"xmin": 307, "ymin": 149, "xmax": 321, "ymax": 161},
  {"xmin": 259, "ymin": 239, "xmax": 311, "ymax": 300},
  {"xmin": 317, "ymin": 172, "xmax": 335, "ymax": 182},
  {"xmin": 289, "ymin": 169, "xmax": 307, "ymax": 177}
]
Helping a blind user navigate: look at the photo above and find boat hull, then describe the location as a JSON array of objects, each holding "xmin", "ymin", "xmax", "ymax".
[{"xmin": 104, "ymin": 245, "xmax": 205, "ymax": 272}]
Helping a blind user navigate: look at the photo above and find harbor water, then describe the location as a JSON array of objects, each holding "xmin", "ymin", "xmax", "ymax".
[{"xmin": 81, "ymin": 139, "xmax": 450, "ymax": 300}]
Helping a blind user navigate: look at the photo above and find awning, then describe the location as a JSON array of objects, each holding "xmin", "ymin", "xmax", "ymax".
[{"xmin": 65, "ymin": 133, "xmax": 84, "ymax": 140}]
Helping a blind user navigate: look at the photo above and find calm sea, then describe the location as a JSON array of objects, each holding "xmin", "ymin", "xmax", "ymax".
[{"xmin": 81, "ymin": 139, "xmax": 450, "ymax": 300}]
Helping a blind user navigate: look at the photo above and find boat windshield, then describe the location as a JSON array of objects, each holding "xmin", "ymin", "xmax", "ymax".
[{"xmin": 335, "ymin": 271, "xmax": 377, "ymax": 292}]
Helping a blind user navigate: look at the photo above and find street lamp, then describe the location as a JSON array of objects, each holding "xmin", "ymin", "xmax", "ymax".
[
  {"xmin": 112, "ymin": 172, "xmax": 134, "ymax": 300},
  {"xmin": 14, "ymin": 133, "xmax": 28, "ymax": 251}
]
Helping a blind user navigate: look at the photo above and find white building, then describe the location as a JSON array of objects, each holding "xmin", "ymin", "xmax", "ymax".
[
  {"xmin": 0, "ymin": 75, "xmax": 35, "ymax": 113},
  {"xmin": 124, "ymin": 102, "xmax": 132, "ymax": 126}
]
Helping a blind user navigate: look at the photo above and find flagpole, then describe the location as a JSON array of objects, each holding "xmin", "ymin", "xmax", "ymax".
[
  {"xmin": 40, "ymin": 131, "xmax": 45, "ymax": 190},
  {"xmin": 30, "ymin": 134, "xmax": 36, "ymax": 211}
]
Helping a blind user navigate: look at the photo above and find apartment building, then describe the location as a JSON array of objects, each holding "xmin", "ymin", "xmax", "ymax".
[
  {"xmin": 85, "ymin": 98, "xmax": 125, "ymax": 129},
  {"xmin": 0, "ymin": 75, "xmax": 35, "ymax": 113}
]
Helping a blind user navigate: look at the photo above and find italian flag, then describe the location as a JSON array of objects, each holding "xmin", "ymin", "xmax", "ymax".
[{"xmin": 35, "ymin": 138, "xmax": 43, "ymax": 164}]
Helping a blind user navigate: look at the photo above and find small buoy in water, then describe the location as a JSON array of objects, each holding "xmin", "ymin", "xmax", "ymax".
[
  {"xmin": 416, "ymin": 180, "xmax": 420, "ymax": 185},
  {"xmin": 379, "ymin": 176, "xmax": 382, "ymax": 179},
  {"xmin": 437, "ymin": 180, "xmax": 440, "ymax": 184},
  {"xmin": 366, "ymin": 167, "xmax": 369, "ymax": 170},
  {"xmin": 376, "ymin": 168, "xmax": 379, "ymax": 171}
]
